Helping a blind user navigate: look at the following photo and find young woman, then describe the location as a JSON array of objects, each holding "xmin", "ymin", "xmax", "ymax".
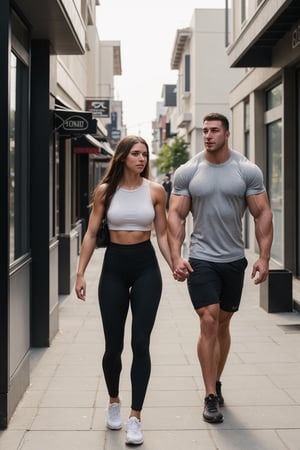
[{"xmin": 75, "ymin": 135, "xmax": 172, "ymax": 445}]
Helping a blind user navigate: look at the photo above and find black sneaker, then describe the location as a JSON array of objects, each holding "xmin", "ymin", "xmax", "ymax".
[
  {"xmin": 216, "ymin": 380, "xmax": 224, "ymax": 407},
  {"xmin": 203, "ymin": 394, "xmax": 224, "ymax": 423}
]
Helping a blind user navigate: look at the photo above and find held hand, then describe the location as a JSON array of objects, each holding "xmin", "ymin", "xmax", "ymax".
[
  {"xmin": 173, "ymin": 258, "xmax": 193, "ymax": 282},
  {"xmin": 251, "ymin": 258, "xmax": 269, "ymax": 285},
  {"xmin": 75, "ymin": 275, "xmax": 87, "ymax": 301}
]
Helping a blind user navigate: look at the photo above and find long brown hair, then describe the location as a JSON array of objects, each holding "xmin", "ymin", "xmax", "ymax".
[{"xmin": 92, "ymin": 135, "xmax": 150, "ymax": 210}]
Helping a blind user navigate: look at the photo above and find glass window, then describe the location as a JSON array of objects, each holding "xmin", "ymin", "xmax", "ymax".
[
  {"xmin": 244, "ymin": 100, "xmax": 250, "ymax": 247},
  {"xmin": 225, "ymin": 1, "xmax": 230, "ymax": 47},
  {"xmin": 244, "ymin": 100, "xmax": 250, "ymax": 133},
  {"xmin": 10, "ymin": 54, "xmax": 16, "ymax": 260},
  {"xmin": 184, "ymin": 54, "xmax": 190, "ymax": 92},
  {"xmin": 268, "ymin": 120, "xmax": 283, "ymax": 263},
  {"xmin": 265, "ymin": 82, "xmax": 283, "ymax": 264},
  {"xmin": 9, "ymin": 52, "xmax": 30, "ymax": 263},
  {"xmin": 50, "ymin": 138, "xmax": 60, "ymax": 239},
  {"xmin": 241, "ymin": 0, "xmax": 249, "ymax": 23},
  {"xmin": 266, "ymin": 84, "xmax": 282, "ymax": 110}
]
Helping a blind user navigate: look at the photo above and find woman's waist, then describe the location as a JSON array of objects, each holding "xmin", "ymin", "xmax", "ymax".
[{"xmin": 109, "ymin": 229, "xmax": 151, "ymax": 245}]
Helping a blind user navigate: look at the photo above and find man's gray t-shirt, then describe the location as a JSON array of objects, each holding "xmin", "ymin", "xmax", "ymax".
[{"xmin": 172, "ymin": 150, "xmax": 265, "ymax": 262}]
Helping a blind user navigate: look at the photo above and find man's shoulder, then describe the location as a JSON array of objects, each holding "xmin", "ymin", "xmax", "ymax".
[
  {"xmin": 177, "ymin": 150, "xmax": 204, "ymax": 173},
  {"xmin": 231, "ymin": 149, "xmax": 261, "ymax": 170},
  {"xmin": 173, "ymin": 151, "xmax": 204, "ymax": 192},
  {"xmin": 231, "ymin": 149, "xmax": 248, "ymax": 161},
  {"xmin": 231, "ymin": 149, "xmax": 256, "ymax": 165},
  {"xmin": 230, "ymin": 150, "xmax": 264, "ymax": 190}
]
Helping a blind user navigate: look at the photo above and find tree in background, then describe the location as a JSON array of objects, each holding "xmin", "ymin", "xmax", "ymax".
[{"xmin": 154, "ymin": 137, "xmax": 189, "ymax": 175}]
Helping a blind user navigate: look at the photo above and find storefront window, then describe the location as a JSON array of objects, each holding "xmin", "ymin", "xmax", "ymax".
[
  {"xmin": 10, "ymin": 54, "xmax": 16, "ymax": 261},
  {"xmin": 9, "ymin": 51, "xmax": 29, "ymax": 263},
  {"xmin": 265, "ymin": 83, "xmax": 283, "ymax": 264},
  {"xmin": 297, "ymin": 69, "xmax": 300, "ymax": 276},
  {"xmin": 268, "ymin": 120, "xmax": 283, "ymax": 263},
  {"xmin": 50, "ymin": 139, "xmax": 60, "ymax": 239},
  {"xmin": 244, "ymin": 100, "xmax": 250, "ymax": 247}
]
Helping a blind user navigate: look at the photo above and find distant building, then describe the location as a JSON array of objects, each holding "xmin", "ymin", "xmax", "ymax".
[{"xmin": 154, "ymin": 9, "xmax": 244, "ymax": 160}]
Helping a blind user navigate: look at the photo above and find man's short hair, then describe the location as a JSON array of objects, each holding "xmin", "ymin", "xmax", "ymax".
[{"xmin": 203, "ymin": 113, "xmax": 229, "ymax": 131}]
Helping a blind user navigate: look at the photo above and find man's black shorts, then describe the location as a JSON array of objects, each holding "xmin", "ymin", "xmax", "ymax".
[{"xmin": 187, "ymin": 257, "xmax": 248, "ymax": 312}]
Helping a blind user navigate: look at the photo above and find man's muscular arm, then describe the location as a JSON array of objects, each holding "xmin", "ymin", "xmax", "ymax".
[
  {"xmin": 167, "ymin": 194, "xmax": 193, "ymax": 280},
  {"xmin": 247, "ymin": 192, "xmax": 273, "ymax": 284}
]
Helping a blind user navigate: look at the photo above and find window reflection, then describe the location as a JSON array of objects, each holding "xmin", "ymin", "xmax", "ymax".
[
  {"xmin": 9, "ymin": 54, "xmax": 17, "ymax": 263},
  {"xmin": 9, "ymin": 51, "xmax": 29, "ymax": 263},
  {"xmin": 268, "ymin": 120, "xmax": 283, "ymax": 263},
  {"xmin": 265, "ymin": 82, "xmax": 283, "ymax": 264},
  {"xmin": 266, "ymin": 84, "xmax": 282, "ymax": 110}
]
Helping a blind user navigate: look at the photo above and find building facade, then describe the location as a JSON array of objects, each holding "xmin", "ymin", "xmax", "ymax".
[
  {"xmin": 0, "ymin": 0, "xmax": 122, "ymax": 428},
  {"xmin": 226, "ymin": 0, "xmax": 300, "ymax": 300},
  {"xmin": 163, "ymin": 9, "xmax": 244, "ymax": 158},
  {"xmin": 153, "ymin": 9, "xmax": 244, "ymax": 241}
]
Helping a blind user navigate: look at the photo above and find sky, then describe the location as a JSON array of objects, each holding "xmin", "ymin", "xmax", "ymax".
[{"xmin": 96, "ymin": 0, "xmax": 226, "ymax": 146}]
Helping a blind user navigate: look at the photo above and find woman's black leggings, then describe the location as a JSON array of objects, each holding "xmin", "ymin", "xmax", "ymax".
[{"xmin": 98, "ymin": 240, "xmax": 162, "ymax": 411}]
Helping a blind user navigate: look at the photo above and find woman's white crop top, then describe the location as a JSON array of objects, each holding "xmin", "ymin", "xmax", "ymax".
[{"xmin": 107, "ymin": 178, "xmax": 155, "ymax": 231}]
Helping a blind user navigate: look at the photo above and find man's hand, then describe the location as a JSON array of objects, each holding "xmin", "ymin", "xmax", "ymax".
[
  {"xmin": 173, "ymin": 257, "xmax": 193, "ymax": 282},
  {"xmin": 251, "ymin": 258, "xmax": 269, "ymax": 285}
]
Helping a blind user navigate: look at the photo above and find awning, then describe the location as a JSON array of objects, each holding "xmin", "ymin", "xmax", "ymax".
[
  {"xmin": 72, "ymin": 134, "xmax": 114, "ymax": 158},
  {"xmin": 85, "ymin": 135, "xmax": 114, "ymax": 157}
]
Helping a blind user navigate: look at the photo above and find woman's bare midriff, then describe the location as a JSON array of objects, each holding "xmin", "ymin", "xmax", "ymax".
[{"xmin": 109, "ymin": 230, "xmax": 151, "ymax": 245}]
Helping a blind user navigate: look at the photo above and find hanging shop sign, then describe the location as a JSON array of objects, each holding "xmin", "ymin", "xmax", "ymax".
[
  {"xmin": 111, "ymin": 129, "xmax": 121, "ymax": 141},
  {"xmin": 292, "ymin": 25, "xmax": 300, "ymax": 49},
  {"xmin": 54, "ymin": 110, "xmax": 97, "ymax": 135},
  {"xmin": 85, "ymin": 99, "xmax": 110, "ymax": 118}
]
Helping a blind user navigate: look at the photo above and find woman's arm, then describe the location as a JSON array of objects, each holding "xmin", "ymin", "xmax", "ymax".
[{"xmin": 75, "ymin": 184, "xmax": 107, "ymax": 300}]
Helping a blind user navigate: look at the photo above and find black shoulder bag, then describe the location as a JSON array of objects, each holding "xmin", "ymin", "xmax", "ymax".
[{"xmin": 96, "ymin": 215, "xmax": 110, "ymax": 248}]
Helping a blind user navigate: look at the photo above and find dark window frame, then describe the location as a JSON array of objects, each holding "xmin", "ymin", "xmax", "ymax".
[{"xmin": 10, "ymin": 12, "xmax": 30, "ymax": 265}]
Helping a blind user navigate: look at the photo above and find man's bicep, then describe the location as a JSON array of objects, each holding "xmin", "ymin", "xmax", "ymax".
[
  {"xmin": 169, "ymin": 193, "xmax": 191, "ymax": 219},
  {"xmin": 246, "ymin": 192, "xmax": 271, "ymax": 218}
]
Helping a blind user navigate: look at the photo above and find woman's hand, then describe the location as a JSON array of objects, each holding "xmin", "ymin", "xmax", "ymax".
[
  {"xmin": 173, "ymin": 257, "xmax": 193, "ymax": 282},
  {"xmin": 75, "ymin": 274, "xmax": 86, "ymax": 301}
]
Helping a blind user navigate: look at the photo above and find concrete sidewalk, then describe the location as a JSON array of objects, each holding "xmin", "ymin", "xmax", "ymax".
[{"xmin": 1, "ymin": 241, "xmax": 300, "ymax": 450}]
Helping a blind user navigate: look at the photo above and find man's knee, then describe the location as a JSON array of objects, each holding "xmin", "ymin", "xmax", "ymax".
[{"xmin": 197, "ymin": 308, "xmax": 220, "ymax": 339}]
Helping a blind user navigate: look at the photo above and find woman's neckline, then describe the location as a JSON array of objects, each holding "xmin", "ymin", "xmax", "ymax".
[{"xmin": 118, "ymin": 178, "xmax": 145, "ymax": 191}]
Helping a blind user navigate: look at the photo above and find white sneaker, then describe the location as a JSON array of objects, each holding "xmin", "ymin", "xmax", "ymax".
[
  {"xmin": 126, "ymin": 417, "xmax": 144, "ymax": 445},
  {"xmin": 106, "ymin": 402, "xmax": 122, "ymax": 430}
]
